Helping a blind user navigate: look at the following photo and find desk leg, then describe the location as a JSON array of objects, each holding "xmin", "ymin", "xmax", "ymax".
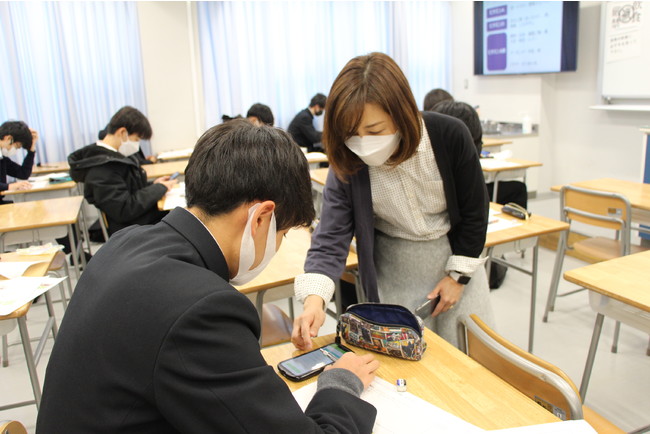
[
  {"xmin": 543, "ymin": 230, "xmax": 568, "ymax": 322},
  {"xmin": 528, "ymin": 244, "xmax": 539, "ymax": 353},
  {"xmin": 68, "ymin": 224, "xmax": 80, "ymax": 280},
  {"xmin": 17, "ymin": 317, "xmax": 42, "ymax": 409},
  {"xmin": 580, "ymin": 313, "xmax": 604, "ymax": 400},
  {"xmin": 492, "ymin": 173, "xmax": 500, "ymax": 202}
]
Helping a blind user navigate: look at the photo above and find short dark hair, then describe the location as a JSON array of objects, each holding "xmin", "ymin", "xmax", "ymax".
[
  {"xmin": 106, "ymin": 106, "xmax": 152, "ymax": 139},
  {"xmin": 185, "ymin": 120, "xmax": 315, "ymax": 230},
  {"xmin": 246, "ymin": 103, "xmax": 274, "ymax": 126},
  {"xmin": 423, "ymin": 88, "xmax": 454, "ymax": 112},
  {"xmin": 432, "ymin": 101, "xmax": 483, "ymax": 153},
  {"xmin": 309, "ymin": 93, "xmax": 327, "ymax": 108},
  {"xmin": 323, "ymin": 52, "xmax": 422, "ymax": 178},
  {"xmin": 0, "ymin": 121, "xmax": 32, "ymax": 148}
]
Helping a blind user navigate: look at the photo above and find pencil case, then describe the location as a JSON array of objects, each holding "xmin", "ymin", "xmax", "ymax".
[{"xmin": 336, "ymin": 303, "xmax": 427, "ymax": 361}]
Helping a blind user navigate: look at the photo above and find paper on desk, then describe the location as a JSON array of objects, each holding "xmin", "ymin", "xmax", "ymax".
[
  {"xmin": 480, "ymin": 159, "xmax": 519, "ymax": 170},
  {"xmin": 163, "ymin": 183, "xmax": 187, "ymax": 210},
  {"xmin": 157, "ymin": 148, "xmax": 193, "ymax": 160},
  {"xmin": 0, "ymin": 261, "xmax": 48, "ymax": 279},
  {"xmin": 489, "ymin": 419, "xmax": 596, "ymax": 433},
  {"xmin": 487, "ymin": 217, "xmax": 523, "ymax": 233},
  {"xmin": 0, "ymin": 276, "xmax": 65, "ymax": 315},
  {"xmin": 292, "ymin": 377, "xmax": 483, "ymax": 434},
  {"xmin": 15, "ymin": 243, "xmax": 64, "ymax": 256}
]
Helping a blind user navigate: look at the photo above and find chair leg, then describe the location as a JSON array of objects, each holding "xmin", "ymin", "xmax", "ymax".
[
  {"xmin": 611, "ymin": 320, "xmax": 621, "ymax": 353},
  {"xmin": 44, "ymin": 291, "xmax": 58, "ymax": 338},
  {"xmin": 543, "ymin": 231, "xmax": 567, "ymax": 322},
  {"xmin": 63, "ymin": 260, "xmax": 74, "ymax": 298},
  {"xmin": 17, "ymin": 317, "xmax": 42, "ymax": 409},
  {"xmin": 2, "ymin": 334, "xmax": 8, "ymax": 367},
  {"xmin": 647, "ymin": 336, "xmax": 650, "ymax": 357}
]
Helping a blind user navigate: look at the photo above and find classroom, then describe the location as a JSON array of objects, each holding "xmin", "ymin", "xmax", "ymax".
[{"xmin": 1, "ymin": 1, "xmax": 649, "ymax": 433}]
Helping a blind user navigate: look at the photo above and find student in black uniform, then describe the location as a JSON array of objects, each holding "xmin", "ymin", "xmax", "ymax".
[{"xmin": 0, "ymin": 120, "xmax": 38, "ymax": 203}]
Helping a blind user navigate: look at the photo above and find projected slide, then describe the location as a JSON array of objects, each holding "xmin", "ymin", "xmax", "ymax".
[{"xmin": 483, "ymin": 1, "xmax": 564, "ymax": 74}]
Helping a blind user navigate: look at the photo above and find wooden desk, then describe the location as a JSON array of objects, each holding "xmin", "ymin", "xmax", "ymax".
[
  {"xmin": 0, "ymin": 251, "xmax": 58, "ymax": 410},
  {"xmin": 261, "ymin": 330, "xmax": 559, "ymax": 430},
  {"xmin": 235, "ymin": 227, "xmax": 358, "ymax": 322},
  {"xmin": 483, "ymin": 137, "xmax": 514, "ymax": 150},
  {"xmin": 481, "ymin": 158, "xmax": 542, "ymax": 201},
  {"xmin": 564, "ymin": 250, "xmax": 650, "ymax": 399},
  {"xmin": 0, "ymin": 196, "xmax": 85, "ymax": 278},
  {"xmin": 552, "ymin": 178, "xmax": 650, "ymax": 225},
  {"xmin": 156, "ymin": 147, "xmax": 193, "ymax": 162},
  {"xmin": 143, "ymin": 161, "xmax": 187, "ymax": 179},
  {"xmin": 485, "ymin": 203, "xmax": 570, "ymax": 352},
  {"xmin": 1, "ymin": 181, "xmax": 77, "ymax": 198},
  {"xmin": 31, "ymin": 162, "xmax": 70, "ymax": 175}
]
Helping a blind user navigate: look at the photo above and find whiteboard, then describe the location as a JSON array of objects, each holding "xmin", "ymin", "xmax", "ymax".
[{"xmin": 601, "ymin": 2, "xmax": 650, "ymax": 99}]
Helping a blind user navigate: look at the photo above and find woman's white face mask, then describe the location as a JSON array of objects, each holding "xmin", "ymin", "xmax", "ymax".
[
  {"xmin": 345, "ymin": 132, "xmax": 400, "ymax": 166},
  {"xmin": 230, "ymin": 203, "xmax": 277, "ymax": 286}
]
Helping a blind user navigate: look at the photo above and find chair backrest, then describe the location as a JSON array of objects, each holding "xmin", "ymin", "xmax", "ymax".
[
  {"xmin": 463, "ymin": 314, "xmax": 583, "ymax": 421},
  {"xmin": 0, "ymin": 420, "xmax": 28, "ymax": 434}
]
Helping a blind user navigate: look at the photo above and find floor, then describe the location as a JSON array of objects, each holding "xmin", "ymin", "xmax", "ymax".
[{"xmin": 1, "ymin": 194, "xmax": 649, "ymax": 433}]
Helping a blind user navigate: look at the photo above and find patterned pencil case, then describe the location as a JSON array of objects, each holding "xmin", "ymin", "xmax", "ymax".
[{"xmin": 336, "ymin": 303, "xmax": 427, "ymax": 361}]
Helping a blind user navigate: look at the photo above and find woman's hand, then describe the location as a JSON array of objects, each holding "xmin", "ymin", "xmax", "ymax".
[
  {"xmin": 8, "ymin": 181, "xmax": 32, "ymax": 191},
  {"xmin": 428, "ymin": 276, "xmax": 465, "ymax": 317},
  {"xmin": 30, "ymin": 129, "xmax": 39, "ymax": 152},
  {"xmin": 291, "ymin": 295, "xmax": 326, "ymax": 350}
]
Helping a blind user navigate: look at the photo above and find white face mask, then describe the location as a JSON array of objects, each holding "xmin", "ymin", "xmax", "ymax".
[
  {"xmin": 119, "ymin": 132, "xmax": 140, "ymax": 157},
  {"xmin": 1, "ymin": 146, "xmax": 18, "ymax": 158},
  {"xmin": 345, "ymin": 132, "xmax": 400, "ymax": 166},
  {"xmin": 230, "ymin": 203, "xmax": 278, "ymax": 286}
]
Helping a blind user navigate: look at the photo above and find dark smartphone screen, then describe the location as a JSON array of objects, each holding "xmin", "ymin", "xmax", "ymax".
[{"xmin": 278, "ymin": 343, "xmax": 352, "ymax": 381}]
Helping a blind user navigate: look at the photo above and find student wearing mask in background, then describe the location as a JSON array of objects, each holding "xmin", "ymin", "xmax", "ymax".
[
  {"xmin": 0, "ymin": 120, "xmax": 38, "ymax": 203},
  {"xmin": 246, "ymin": 103, "xmax": 275, "ymax": 126},
  {"xmin": 288, "ymin": 93, "xmax": 327, "ymax": 153},
  {"xmin": 292, "ymin": 53, "xmax": 494, "ymax": 351},
  {"xmin": 68, "ymin": 106, "xmax": 177, "ymax": 236}
]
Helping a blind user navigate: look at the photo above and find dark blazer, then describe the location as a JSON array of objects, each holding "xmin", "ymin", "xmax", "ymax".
[
  {"xmin": 37, "ymin": 207, "xmax": 375, "ymax": 433},
  {"xmin": 0, "ymin": 150, "xmax": 35, "ymax": 203},
  {"xmin": 68, "ymin": 144, "xmax": 167, "ymax": 235},
  {"xmin": 287, "ymin": 108, "xmax": 323, "ymax": 152},
  {"xmin": 305, "ymin": 112, "xmax": 489, "ymax": 302}
]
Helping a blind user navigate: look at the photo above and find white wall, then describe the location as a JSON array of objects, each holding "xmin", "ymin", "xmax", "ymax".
[
  {"xmin": 450, "ymin": 1, "xmax": 650, "ymax": 195},
  {"xmin": 137, "ymin": 2, "xmax": 203, "ymax": 154}
]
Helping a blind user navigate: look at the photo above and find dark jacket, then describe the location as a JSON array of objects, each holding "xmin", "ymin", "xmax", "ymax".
[
  {"xmin": 287, "ymin": 108, "xmax": 323, "ymax": 152},
  {"xmin": 68, "ymin": 144, "xmax": 167, "ymax": 235},
  {"xmin": 37, "ymin": 207, "xmax": 376, "ymax": 433},
  {"xmin": 305, "ymin": 111, "xmax": 489, "ymax": 302},
  {"xmin": 0, "ymin": 150, "xmax": 35, "ymax": 203}
]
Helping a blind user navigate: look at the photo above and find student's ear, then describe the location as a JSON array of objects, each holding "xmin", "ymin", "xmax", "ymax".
[{"xmin": 250, "ymin": 201, "xmax": 276, "ymax": 238}]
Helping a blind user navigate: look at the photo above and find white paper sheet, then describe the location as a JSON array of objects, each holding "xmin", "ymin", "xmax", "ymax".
[
  {"xmin": 0, "ymin": 276, "xmax": 65, "ymax": 315},
  {"xmin": 162, "ymin": 183, "xmax": 187, "ymax": 210},
  {"xmin": 157, "ymin": 148, "xmax": 193, "ymax": 160},
  {"xmin": 480, "ymin": 159, "xmax": 520, "ymax": 170},
  {"xmin": 293, "ymin": 377, "xmax": 483, "ymax": 434},
  {"xmin": 489, "ymin": 419, "xmax": 596, "ymax": 433},
  {"xmin": 0, "ymin": 261, "xmax": 48, "ymax": 279},
  {"xmin": 487, "ymin": 217, "xmax": 523, "ymax": 233}
]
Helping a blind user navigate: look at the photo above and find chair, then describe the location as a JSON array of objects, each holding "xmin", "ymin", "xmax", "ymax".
[
  {"xmin": 0, "ymin": 420, "xmax": 28, "ymax": 434},
  {"xmin": 260, "ymin": 304, "xmax": 293, "ymax": 347},
  {"xmin": 462, "ymin": 314, "xmax": 624, "ymax": 433},
  {"xmin": 543, "ymin": 185, "xmax": 649, "ymax": 353}
]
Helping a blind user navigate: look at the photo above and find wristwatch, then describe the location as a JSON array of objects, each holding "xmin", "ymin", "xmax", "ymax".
[{"xmin": 448, "ymin": 271, "xmax": 471, "ymax": 285}]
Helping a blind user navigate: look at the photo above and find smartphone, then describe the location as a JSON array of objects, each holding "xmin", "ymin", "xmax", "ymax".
[
  {"xmin": 414, "ymin": 296, "xmax": 440, "ymax": 319},
  {"xmin": 169, "ymin": 171, "xmax": 180, "ymax": 180},
  {"xmin": 277, "ymin": 342, "xmax": 353, "ymax": 382}
]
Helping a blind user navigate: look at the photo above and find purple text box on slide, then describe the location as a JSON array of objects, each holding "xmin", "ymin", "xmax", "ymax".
[
  {"xmin": 487, "ymin": 5, "xmax": 507, "ymax": 18},
  {"xmin": 487, "ymin": 33, "xmax": 507, "ymax": 70},
  {"xmin": 487, "ymin": 19, "xmax": 507, "ymax": 32}
]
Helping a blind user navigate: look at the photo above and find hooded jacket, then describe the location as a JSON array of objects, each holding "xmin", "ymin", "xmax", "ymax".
[{"xmin": 69, "ymin": 144, "xmax": 167, "ymax": 235}]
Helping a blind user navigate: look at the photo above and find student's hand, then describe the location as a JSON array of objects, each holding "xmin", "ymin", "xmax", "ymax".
[
  {"xmin": 428, "ymin": 276, "xmax": 464, "ymax": 317},
  {"xmin": 154, "ymin": 176, "xmax": 178, "ymax": 191},
  {"xmin": 146, "ymin": 155, "xmax": 158, "ymax": 163},
  {"xmin": 325, "ymin": 353, "xmax": 379, "ymax": 389},
  {"xmin": 29, "ymin": 129, "xmax": 39, "ymax": 152},
  {"xmin": 9, "ymin": 181, "xmax": 32, "ymax": 191},
  {"xmin": 291, "ymin": 295, "xmax": 326, "ymax": 351}
]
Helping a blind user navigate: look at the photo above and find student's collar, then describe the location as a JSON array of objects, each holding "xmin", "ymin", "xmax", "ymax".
[{"xmin": 96, "ymin": 140, "xmax": 118, "ymax": 153}]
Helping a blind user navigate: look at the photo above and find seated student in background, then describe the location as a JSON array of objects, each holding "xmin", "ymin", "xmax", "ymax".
[
  {"xmin": 37, "ymin": 120, "xmax": 378, "ymax": 433},
  {"xmin": 431, "ymin": 100, "xmax": 528, "ymax": 209},
  {"xmin": 422, "ymin": 88, "xmax": 453, "ymax": 112},
  {"xmin": 246, "ymin": 102, "xmax": 274, "ymax": 126},
  {"xmin": 0, "ymin": 120, "xmax": 38, "ymax": 203},
  {"xmin": 288, "ymin": 93, "xmax": 327, "ymax": 152},
  {"xmin": 68, "ymin": 106, "xmax": 177, "ymax": 236}
]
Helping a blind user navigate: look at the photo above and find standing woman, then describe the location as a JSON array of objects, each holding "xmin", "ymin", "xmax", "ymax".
[{"xmin": 292, "ymin": 52, "xmax": 494, "ymax": 350}]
